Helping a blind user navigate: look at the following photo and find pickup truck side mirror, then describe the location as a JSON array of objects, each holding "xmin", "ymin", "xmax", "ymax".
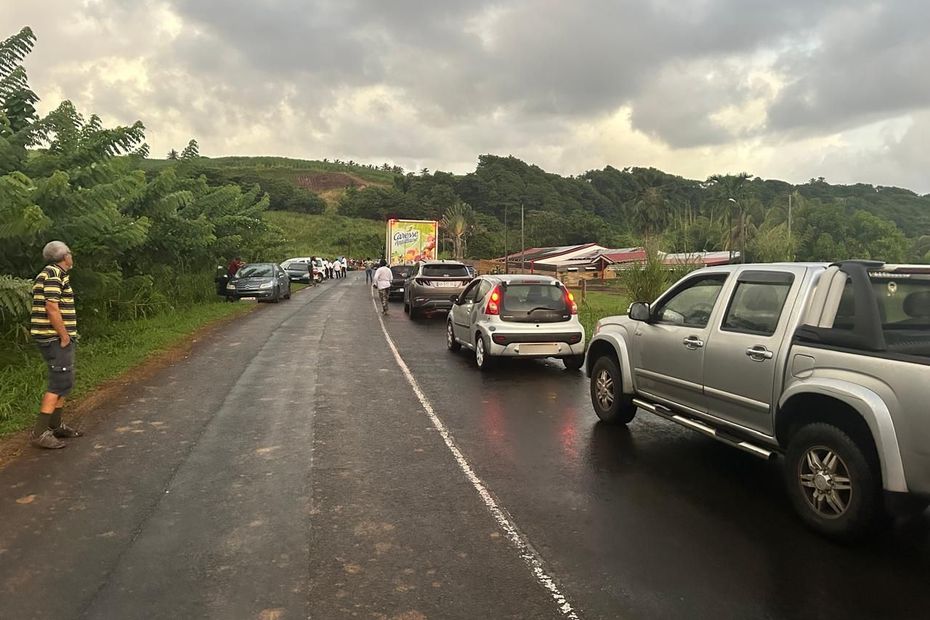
[{"xmin": 629, "ymin": 301, "xmax": 651, "ymax": 322}]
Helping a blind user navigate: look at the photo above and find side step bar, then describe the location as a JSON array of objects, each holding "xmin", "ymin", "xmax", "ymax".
[{"xmin": 632, "ymin": 398, "xmax": 775, "ymax": 461}]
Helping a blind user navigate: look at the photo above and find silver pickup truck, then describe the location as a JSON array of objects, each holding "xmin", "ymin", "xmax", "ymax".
[{"xmin": 586, "ymin": 260, "xmax": 930, "ymax": 540}]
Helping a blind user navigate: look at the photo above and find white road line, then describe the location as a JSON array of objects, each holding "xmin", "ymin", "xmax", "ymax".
[{"xmin": 371, "ymin": 293, "xmax": 581, "ymax": 620}]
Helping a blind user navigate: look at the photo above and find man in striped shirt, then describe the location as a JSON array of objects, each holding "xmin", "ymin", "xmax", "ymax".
[{"xmin": 30, "ymin": 241, "xmax": 84, "ymax": 449}]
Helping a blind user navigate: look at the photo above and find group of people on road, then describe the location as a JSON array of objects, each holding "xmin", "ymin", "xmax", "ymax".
[{"xmin": 325, "ymin": 258, "xmax": 348, "ymax": 279}]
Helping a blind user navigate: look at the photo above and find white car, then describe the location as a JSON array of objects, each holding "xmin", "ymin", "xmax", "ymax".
[{"xmin": 446, "ymin": 274, "xmax": 586, "ymax": 370}]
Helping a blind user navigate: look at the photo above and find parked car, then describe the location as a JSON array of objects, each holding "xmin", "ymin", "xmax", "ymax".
[
  {"xmin": 389, "ymin": 265, "xmax": 414, "ymax": 299},
  {"xmin": 403, "ymin": 261, "xmax": 473, "ymax": 318},
  {"xmin": 227, "ymin": 262, "xmax": 291, "ymax": 302},
  {"xmin": 585, "ymin": 260, "xmax": 930, "ymax": 540},
  {"xmin": 447, "ymin": 274, "xmax": 585, "ymax": 370},
  {"xmin": 283, "ymin": 257, "xmax": 326, "ymax": 283},
  {"xmin": 283, "ymin": 261, "xmax": 312, "ymax": 284}
]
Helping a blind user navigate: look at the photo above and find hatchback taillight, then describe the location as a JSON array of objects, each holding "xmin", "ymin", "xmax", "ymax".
[
  {"xmin": 563, "ymin": 288, "xmax": 578, "ymax": 315},
  {"xmin": 485, "ymin": 286, "xmax": 502, "ymax": 315}
]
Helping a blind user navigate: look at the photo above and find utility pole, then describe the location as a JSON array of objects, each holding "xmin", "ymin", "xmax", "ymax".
[
  {"xmin": 504, "ymin": 204, "xmax": 509, "ymax": 274},
  {"xmin": 521, "ymin": 202, "xmax": 525, "ymax": 273},
  {"xmin": 787, "ymin": 192, "xmax": 793, "ymax": 261}
]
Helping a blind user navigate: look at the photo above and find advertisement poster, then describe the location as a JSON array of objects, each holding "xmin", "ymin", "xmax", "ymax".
[{"xmin": 386, "ymin": 219, "xmax": 438, "ymax": 264}]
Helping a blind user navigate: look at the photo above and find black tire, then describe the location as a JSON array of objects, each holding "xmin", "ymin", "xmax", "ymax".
[
  {"xmin": 285, "ymin": 285, "xmax": 291, "ymax": 299},
  {"xmin": 271, "ymin": 287, "xmax": 280, "ymax": 303},
  {"xmin": 404, "ymin": 299, "xmax": 410, "ymax": 314},
  {"xmin": 409, "ymin": 305, "xmax": 419, "ymax": 319},
  {"xmin": 475, "ymin": 334, "xmax": 494, "ymax": 371},
  {"xmin": 784, "ymin": 422, "xmax": 883, "ymax": 541},
  {"xmin": 447, "ymin": 321, "xmax": 461, "ymax": 351},
  {"xmin": 589, "ymin": 356, "xmax": 636, "ymax": 424},
  {"xmin": 563, "ymin": 355, "xmax": 585, "ymax": 371}
]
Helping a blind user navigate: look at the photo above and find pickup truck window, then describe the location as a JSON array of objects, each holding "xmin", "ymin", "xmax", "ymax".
[
  {"xmin": 654, "ymin": 275, "xmax": 726, "ymax": 328},
  {"xmin": 722, "ymin": 279, "xmax": 793, "ymax": 336},
  {"xmin": 835, "ymin": 275, "xmax": 930, "ymax": 357}
]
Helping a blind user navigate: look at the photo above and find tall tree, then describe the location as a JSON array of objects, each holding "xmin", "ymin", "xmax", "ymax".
[{"xmin": 441, "ymin": 201, "xmax": 476, "ymax": 260}]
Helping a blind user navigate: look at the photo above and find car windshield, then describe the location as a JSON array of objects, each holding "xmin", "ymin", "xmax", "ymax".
[
  {"xmin": 422, "ymin": 265, "xmax": 469, "ymax": 277},
  {"xmin": 502, "ymin": 283, "xmax": 567, "ymax": 312},
  {"xmin": 238, "ymin": 265, "xmax": 273, "ymax": 278},
  {"xmin": 391, "ymin": 266, "xmax": 412, "ymax": 278}
]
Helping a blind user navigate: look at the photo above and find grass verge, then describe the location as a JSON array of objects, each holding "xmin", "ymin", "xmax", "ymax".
[
  {"xmin": 0, "ymin": 300, "xmax": 254, "ymax": 437},
  {"xmin": 575, "ymin": 289, "xmax": 630, "ymax": 338}
]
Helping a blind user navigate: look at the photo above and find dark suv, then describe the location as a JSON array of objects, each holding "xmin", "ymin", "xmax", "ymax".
[
  {"xmin": 403, "ymin": 261, "xmax": 473, "ymax": 318},
  {"xmin": 389, "ymin": 265, "xmax": 414, "ymax": 299}
]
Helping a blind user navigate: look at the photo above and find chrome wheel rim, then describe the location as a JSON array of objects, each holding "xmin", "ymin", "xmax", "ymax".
[
  {"xmin": 476, "ymin": 339, "xmax": 485, "ymax": 366},
  {"xmin": 799, "ymin": 445, "xmax": 853, "ymax": 519},
  {"xmin": 595, "ymin": 369, "xmax": 615, "ymax": 410}
]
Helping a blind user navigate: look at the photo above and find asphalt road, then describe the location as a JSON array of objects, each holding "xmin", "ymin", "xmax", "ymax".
[{"xmin": 1, "ymin": 272, "xmax": 928, "ymax": 619}]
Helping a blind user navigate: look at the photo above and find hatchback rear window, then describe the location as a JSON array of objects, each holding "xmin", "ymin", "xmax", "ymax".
[
  {"xmin": 287, "ymin": 264, "xmax": 309, "ymax": 271},
  {"xmin": 422, "ymin": 265, "xmax": 469, "ymax": 277},
  {"xmin": 502, "ymin": 284, "xmax": 567, "ymax": 312},
  {"xmin": 391, "ymin": 266, "xmax": 412, "ymax": 278}
]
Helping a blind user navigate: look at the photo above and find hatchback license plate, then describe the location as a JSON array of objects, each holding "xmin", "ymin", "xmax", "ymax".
[
  {"xmin": 434, "ymin": 281, "xmax": 459, "ymax": 287},
  {"xmin": 518, "ymin": 344, "xmax": 560, "ymax": 355}
]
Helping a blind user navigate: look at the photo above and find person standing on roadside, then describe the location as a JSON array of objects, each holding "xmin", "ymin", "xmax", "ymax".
[
  {"xmin": 30, "ymin": 241, "xmax": 84, "ymax": 449},
  {"xmin": 225, "ymin": 256, "xmax": 244, "ymax": 301},
  {"xmin": 364, "ymin": 258, "xmax": 374, "ymax": 285},
  {"xmin": 372, "ymin": 258, "xmax": 392, "ymax": 315},
  {"xmin": 332, "ymin": 259, "xmax": 342, "ymax": 280}
]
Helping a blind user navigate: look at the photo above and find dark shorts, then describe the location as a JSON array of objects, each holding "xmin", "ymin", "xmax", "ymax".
[{"xmin": 37, "ymin": 339, "xmax": 76, "ymax": 396}]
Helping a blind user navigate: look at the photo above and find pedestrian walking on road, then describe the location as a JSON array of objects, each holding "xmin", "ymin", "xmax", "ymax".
[
  {"xmin": 364, "ymin": 258, "xmax": 374, "ymax": 285},
  {"xmin": 373, "ymin": 258, "xmax": 392, "ymax": 315},
  {"xmin": 30, "ymin": 241, "xmax": 84, "ymax": 449},
  {"xmin": 332, "ymin": 259, "xmax": 343, "ymax": 280}
]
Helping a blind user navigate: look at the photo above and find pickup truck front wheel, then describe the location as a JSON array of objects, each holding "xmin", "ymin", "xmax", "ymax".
[
  {"xmin": 590, "ymin": 356, "xmax": 636, "ymax": 424},
  {"xmin": 784, "ymin": 423, "xmax": 882, "ymax": 541}
]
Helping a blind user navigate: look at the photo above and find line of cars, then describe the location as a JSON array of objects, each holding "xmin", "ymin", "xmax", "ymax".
[
  {"xmin": 225, "ymin": 256, "xmax": 342, "ymax": 302},
  {"xmin": 390, "ymin": 260, "xmax": 587, "ymax": 371}
]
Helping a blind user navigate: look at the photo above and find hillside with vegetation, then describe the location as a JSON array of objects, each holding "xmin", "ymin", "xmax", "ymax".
[
  {"xmin": 173, "ymin": 152, "xmax": 930, "ymax": 265},
  {"xmin": 334, "ymin": 156, "xmax": 930, "ymax": 263}
]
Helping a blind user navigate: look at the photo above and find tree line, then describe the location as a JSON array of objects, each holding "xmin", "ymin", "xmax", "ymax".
[{"xmin": 340, "ymin": 155, "xmax": 924, "ymax": 264}]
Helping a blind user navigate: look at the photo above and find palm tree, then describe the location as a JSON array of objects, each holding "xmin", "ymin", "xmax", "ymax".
[
  {"xmin": 441, "ymin": 201, "xmax": 476, "ymax": 260},
  {"xmin": 707, "ymin": 173, "xmax": 753, "ymax": 261}
]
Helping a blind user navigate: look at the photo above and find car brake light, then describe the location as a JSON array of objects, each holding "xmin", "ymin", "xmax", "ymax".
[
  {"xmin": 563, "ymin": 288, "xmax": 578, "ymax": 315},
  {"xmin": 485, "ymin": 286, "xmax": 501, "ymax": 315}
]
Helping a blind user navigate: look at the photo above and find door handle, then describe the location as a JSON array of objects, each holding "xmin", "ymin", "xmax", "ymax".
[
  {"xmin": 682, "ymin": 336, "xmax": 704, "ymax": 349},
  {"xmin": 745, "ymin": 346, "xmax": 774, "ymax": 361}
]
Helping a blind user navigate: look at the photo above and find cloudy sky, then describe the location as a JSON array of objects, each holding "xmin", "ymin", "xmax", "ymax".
[{"xmin": 5, "ymin": 1, "xmax": 930, "ymax": 192}]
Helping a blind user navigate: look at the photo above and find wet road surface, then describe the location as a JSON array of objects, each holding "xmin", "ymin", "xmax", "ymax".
[{"xmin": 0, "ymin": 272, "xmax": 928, "ymax": 619}]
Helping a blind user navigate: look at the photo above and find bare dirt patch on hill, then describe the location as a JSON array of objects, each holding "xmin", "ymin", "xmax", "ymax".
[{"xmin": 295, "ymin": 172, "xmax": 373, "ymax": 193}]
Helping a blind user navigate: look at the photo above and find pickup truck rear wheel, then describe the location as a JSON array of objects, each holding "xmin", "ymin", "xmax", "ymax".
[
  {"xmin": 590, "ymin": 356, "xmax": 636, "ymax": 424},
  {"xmin": 784, "ymin": 422, "xmax": 883, "ymax": 541}
]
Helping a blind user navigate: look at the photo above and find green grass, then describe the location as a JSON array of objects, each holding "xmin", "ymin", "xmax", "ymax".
[
  {"xmin": 264, "ymin": 211, "xmax": 384, "ymax": 260},
  {"xmin": 0, "ymin": 301, "xmax": 254, "ymax": 437},
  {"xmin": 575, "ymin": 289, "xmax": 629, "ymax": 338}
]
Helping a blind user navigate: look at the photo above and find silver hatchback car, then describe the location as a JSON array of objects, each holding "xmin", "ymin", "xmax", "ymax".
[{"xmin": 446, "ymin": 274, "xmax": 586, "ymax": 370}]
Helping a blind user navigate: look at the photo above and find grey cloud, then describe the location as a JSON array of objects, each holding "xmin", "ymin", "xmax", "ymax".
[
  {"xmin": 5, "ymin": 0, "xmax": 930, "ymax": 192},
  {"xmin": 768, "ymin": 2, "xmax": 930, "ymax": 134}
]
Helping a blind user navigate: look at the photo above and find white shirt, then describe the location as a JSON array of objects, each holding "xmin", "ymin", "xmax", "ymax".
[
  {"xmin": 333, "ymin": 261, "xmax": 342, "ymax": 272},
  {"xmin": 373, "ymin": 266, "xmax": 393, "ymax": 290}
]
